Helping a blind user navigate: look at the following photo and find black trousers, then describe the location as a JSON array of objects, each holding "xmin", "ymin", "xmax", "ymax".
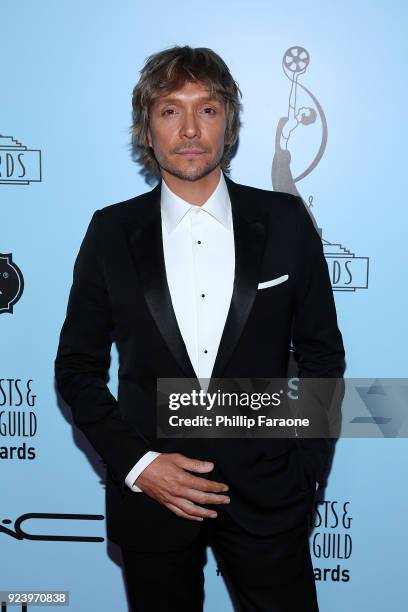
[{"xmin": 120, "ymin": 505, "xmax": 319, "ymax": 612}]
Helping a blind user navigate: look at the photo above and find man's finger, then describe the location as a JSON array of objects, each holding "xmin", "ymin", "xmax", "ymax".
[
  {"xmin": 168, "ymin": 496, "xmax": 218, "ymax": 519},
  {"xmin": 165, "ymin": 502, "xmax": 204, "ymax": 522},
  {"xmin": 182, "ymin": 472, "xmax": 229, "ymax": 492},
  {"xmin": 183, "ymin": 487, "xmax": 230, "ymax": 506},
  {"xmin": 180, "ymin": 498, "xmax": 219, "ymax": 519},
  {"xmin": 175, "ymin": 454, "xmax": 215, "ymax": 473}
]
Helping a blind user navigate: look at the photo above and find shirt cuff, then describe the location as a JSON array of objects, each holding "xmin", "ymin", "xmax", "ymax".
[{"xmin": 124, "ymin": 451, "xmax": 161, "ymax": 492}]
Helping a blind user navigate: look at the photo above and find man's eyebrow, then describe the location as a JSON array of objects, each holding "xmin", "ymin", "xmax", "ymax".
[{"xmin": 155, "ymin": 95, "xmax": 222, "ymax": 105}]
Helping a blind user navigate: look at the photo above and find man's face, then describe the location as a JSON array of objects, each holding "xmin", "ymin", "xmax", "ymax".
[{"xmin": 147, "ymin": 80, "xmax": 228, "ymax": 182}]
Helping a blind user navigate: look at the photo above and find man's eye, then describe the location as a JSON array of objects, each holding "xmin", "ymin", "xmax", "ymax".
[
  {"xmin": 202, "ymin": 107, "xmax": 216, "ymax": 114},
  {"xmin": 162, "ymin": 109, "xmax": 176, "ymax": 116}
]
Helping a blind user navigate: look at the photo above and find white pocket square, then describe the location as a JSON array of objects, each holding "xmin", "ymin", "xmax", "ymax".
[{"xmin": 257, "ymin": 274, "xmax": 289, "ymax": 290}]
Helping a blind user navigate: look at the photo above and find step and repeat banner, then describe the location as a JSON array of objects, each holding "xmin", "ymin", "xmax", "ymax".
[{"xmin": 1, "ymin": 1, "xmax": 407, "ymax": 610}]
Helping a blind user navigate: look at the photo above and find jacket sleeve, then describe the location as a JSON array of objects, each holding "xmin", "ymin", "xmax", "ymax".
[
  {"xmin": 54, "ymin": 210, "xmax": 150, "ymax": 496},
  {"xmin": 291, "ymin": 197, "xmax": 346, "ymax": 487}
]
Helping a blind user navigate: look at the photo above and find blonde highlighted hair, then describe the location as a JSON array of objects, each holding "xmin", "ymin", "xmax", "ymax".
[{"xmin": 130, "ymin": 45, "xmax": 242, "ymax": 177}]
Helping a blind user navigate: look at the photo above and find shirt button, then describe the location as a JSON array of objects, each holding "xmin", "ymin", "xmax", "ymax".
[
  {"xmin": 204, "ymin": 349, "xmax": 208, "ymax": 354},
  {"xmin": 201, "ymin": 293, "xmax": 205, "ymax": 298},
  {"xmin": 197, "ymin": 240, "xmax": 201, "ymax": 244}
]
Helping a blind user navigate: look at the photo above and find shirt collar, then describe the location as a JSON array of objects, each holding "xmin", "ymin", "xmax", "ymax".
[{"xmin": 160, "ymin": 171, "xmax": 231, "ymax": 234}]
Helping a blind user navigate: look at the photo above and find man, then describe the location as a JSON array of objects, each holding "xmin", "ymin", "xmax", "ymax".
[{"xmin": 55, "ymin": 45, "xmax": 345, "ymax": 611}]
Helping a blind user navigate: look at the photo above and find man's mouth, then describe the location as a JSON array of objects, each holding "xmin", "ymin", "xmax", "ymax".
[{"xmin": 176, "ymin": 149, "xmax": 206, "ymax": 156}]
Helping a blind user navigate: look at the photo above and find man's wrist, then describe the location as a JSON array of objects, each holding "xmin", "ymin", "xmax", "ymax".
[{"xmin": 125, "ymin": 451, "xmax": 161, "ymax": 492}]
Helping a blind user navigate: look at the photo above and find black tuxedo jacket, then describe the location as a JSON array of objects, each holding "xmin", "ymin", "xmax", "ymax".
[{"xmin": 54, "ymin": 173, "xmax": 345, "ymax": 552}]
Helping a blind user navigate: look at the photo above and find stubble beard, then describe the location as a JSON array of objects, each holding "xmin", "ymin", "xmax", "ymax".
[{"xmin": 156, "ymin": 148, "xmax": 224, "ymax": 182}]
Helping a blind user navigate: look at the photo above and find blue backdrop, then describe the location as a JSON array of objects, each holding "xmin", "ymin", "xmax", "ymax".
[{"xmin": 1, "ymin": 1, "xmax": 407, "ymax": 610}]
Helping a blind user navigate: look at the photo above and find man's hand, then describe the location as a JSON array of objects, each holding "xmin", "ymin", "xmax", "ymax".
[{"xmin": 134, "ymin": 452, "xmax": 230, "ymax": 522}]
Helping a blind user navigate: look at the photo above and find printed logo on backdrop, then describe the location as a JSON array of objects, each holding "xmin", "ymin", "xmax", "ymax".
[
  {"xmin": 0, "ymin": 254, "xmax": 24, "ymax": 314},
  {"xmin": 0, "ymin": 134, "xmax": 41, "ymax": 185},
  {"xmin": 1, "ymin": 378, "xmax": 37, "ymax": 460},
  {"xmin": 0, "ymin": 377, "xmax": 105, "ymax": 545},
  {"xmin": 272, "ymin": 46, "xmax": 369, "ymax": 291},
  {"xmin": 0, "ymin": 512, "xmax": 104, "ymax": 542},
  {"xmin": 312, "ymin": 500, "xmax": 352, "ymax": 582}
]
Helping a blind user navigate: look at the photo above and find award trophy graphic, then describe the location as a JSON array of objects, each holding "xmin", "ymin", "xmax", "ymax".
[{"xmin": 272, "ymin": 46, "xmax": 368, "ymax": 291}]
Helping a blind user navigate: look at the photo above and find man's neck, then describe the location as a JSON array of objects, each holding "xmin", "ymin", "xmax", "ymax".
[{"xmin": 161, "ymin": 166, "xmax": 222, "ymax": 206}]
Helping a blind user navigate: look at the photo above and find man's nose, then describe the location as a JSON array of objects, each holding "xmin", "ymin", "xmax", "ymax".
[{"xmin": 179, "ymin": 109, "xmax": 201, "ymax": 138}]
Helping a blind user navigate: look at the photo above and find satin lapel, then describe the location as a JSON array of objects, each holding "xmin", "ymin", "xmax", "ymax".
[
  {"xmin": 124, "ymin": 182, "xmax": 197, "ymax": 380},
  {"xmin": 209, "ymin": 176, "xmax": 268, "ymax": 382}
]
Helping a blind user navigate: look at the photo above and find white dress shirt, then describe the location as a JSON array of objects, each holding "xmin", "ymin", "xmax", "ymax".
[{"xmin": 125, "ymin": 170, "xmax": 235, "ymax": 492}]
